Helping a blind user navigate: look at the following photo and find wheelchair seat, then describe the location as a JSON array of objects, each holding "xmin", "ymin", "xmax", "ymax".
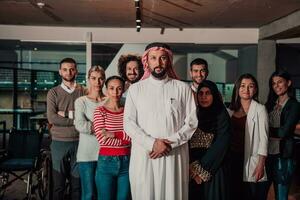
[{"xmin": 0, "ymin": 158, "xmax": 36, "ymax": 170}]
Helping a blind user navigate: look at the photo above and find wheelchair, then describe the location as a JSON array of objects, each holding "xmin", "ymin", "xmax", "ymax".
[{"xmin": 0, "ymin": 128, "xmax": 52, "ymax": 200}]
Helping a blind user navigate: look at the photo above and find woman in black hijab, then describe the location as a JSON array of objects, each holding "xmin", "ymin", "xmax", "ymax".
[{"xmin": 189, "ymin": 80, "xmax": 231, "ymax": 200}]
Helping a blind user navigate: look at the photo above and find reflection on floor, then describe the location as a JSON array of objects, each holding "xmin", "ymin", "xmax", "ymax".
[{"xmin": 1, "ymin": 136, "xmax": 300, "ymax": 200}]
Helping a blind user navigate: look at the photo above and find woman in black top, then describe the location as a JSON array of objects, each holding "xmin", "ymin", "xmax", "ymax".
[
  {"xmin": 265, "ymin": 70, "xmax": 300, "ymax": 200},
  {"xmin": 189, "ymin": 80, "xmax": 231, "ymax": 200}
]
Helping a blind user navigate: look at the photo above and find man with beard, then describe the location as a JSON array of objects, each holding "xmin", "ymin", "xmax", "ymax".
[
  {"xmin": 118, "ymin": 54, "xmax": 143, "ymax": 96},
  {"xmin": 124, "ymin": 43, "xmax": 198, "ymax": 200},
  {"xmin": 47, "ymin": 58, "xmax": 84, "ymax": 200},
  {"xmin": 189, "ymin": 58, "xmax": 209, "ymax": 93}
]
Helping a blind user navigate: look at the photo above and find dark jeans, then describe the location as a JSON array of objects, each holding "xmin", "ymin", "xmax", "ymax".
[
  {"xmin": 266, "ymin": 154, "xmax": 296, "ymax": 200},
  {"xmin": 51, "ymin": 140, "xmax": 80, "ymax": 200},
  {"xmin": 78, "ymin": 161, "xmax": 97, "ymax": 200},
  {"xmin": 95, "ymin": 155, "xmax": 130, "ymax": 200},
  {"xmin": 244, "ymin": 181, "xmax": 268, "ymax": 200}
]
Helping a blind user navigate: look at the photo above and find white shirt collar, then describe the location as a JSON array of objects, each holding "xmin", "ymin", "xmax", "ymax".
[
  {"xmin": 191, "ymin": 83, "xmax": 197, "ymax": 93},
  {"xmin": 60, "ymin": 82, "xmax": 77, "ymax": 94},
  {"xmin": 149, "ymin": 74, "xmax": 170, "ymax": 85}
]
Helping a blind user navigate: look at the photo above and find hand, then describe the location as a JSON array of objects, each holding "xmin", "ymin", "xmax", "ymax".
[
  {"xmin": 189, "ymin": 167, "xmax": 197, "ymax": 179},
  {"xmin": 57, "ymin": 111, "xmax": 65, "ymax": 117},
  {"xmin": 193, "ymin": 175, "xmax": 203, "ymax": 185},
  {"xmin": 149, "ymin": 139, "xmax": 172, "ymax": 159},
  {"xmin": 101, "ymin": 129, "xmax": 115, "ymax": 141},
  {"xmin": 252, "ymin": 156, "xmax": 266, "ymax": 182}
]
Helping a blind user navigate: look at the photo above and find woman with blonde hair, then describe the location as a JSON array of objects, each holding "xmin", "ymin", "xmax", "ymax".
[{"xmin": 74, "ymin": 65, "xmax": 106, "ymax": 200}]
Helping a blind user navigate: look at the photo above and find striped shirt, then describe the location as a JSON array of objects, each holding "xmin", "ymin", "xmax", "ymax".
[{"xmin": 93, "ymin": 106, "xmax": 131, "ymax": 156}]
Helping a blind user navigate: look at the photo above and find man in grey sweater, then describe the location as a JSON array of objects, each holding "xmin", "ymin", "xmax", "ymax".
[{"xmin": 47, "ymin": 57, "xmax": 85, "ymax": 200}]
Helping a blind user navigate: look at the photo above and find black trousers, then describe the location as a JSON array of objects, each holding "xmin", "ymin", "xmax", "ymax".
[
  {"xmin": 244, "ymin": 181, "xmax": 269, "ymax": 200},
  {"xmin": 52, "ymin": 169, "xmax": 81, "ymax": 200},
  {"xmin": 228, "ymin": 152, "xmax": 268, "ymax": 200}
]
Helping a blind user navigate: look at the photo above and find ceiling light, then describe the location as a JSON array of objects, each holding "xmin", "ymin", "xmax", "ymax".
[
  {"xmin": 135, "ymin": 0, "xmax": 142, "ymax": 32},
  {"xmin": 36, "ymin": 2, "xmax": 45, "ymax": 8}
]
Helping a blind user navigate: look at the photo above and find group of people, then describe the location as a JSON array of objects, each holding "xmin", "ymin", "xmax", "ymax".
[{"xmin": 47, "ymin": 42, "xmax": 300, "ymax": 200}]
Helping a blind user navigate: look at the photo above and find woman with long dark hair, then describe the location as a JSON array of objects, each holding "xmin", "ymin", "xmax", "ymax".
[
  {"xmin": 228, "ymin": 73, "xmax": 269, "ymax": 200},
  {"xmin": 189, "ymin": 80, "xmax": 231, "ymax": 200},
  {"xmin": 265, "ymin": 70, "xmax": 300, "ymax": 200},
  {"xmin": 94, "ymin": 76, "xmax": 131, "ymax": 200}
]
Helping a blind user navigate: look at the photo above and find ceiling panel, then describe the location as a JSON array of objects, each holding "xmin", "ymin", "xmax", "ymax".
[{"xmin": 0, "ymin": 0, "xmax": 300, "ymax": 28}]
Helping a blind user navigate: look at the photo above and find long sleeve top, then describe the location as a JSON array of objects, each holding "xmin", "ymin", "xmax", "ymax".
[
  {"xmin": 75, "ymin": 96, "xmax": 105, "ymax": 162},
  {"xmin": 190, "ymin": 109, "xmax": 231, "ymax": 181},
  {"xmin": 93, "ymin": 106, "xmax": 131, "ymax": 156},
  {"xmin": 47, "ymin": 84, "xmax": 84, "ymax": 141},
  {"xmin": 269, "ymin": 98, "xmax": 300, "ymax": 158}
]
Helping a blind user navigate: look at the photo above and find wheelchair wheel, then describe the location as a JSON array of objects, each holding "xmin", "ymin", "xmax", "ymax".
[
  {"xmin": 37, "ymin": 152, "xmax": 52, "ymax": 200},
  {"xmin": 0, "ymin": 172, "xmax": 9, "ymax": 200}
]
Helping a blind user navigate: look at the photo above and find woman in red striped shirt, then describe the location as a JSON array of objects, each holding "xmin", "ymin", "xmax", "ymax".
[{"xmin": 93, "ymin": 76, "xmax": 131, "ymax": 200}]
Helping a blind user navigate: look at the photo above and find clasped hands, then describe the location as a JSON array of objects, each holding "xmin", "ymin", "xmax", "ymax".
[
  {"xmin": 189, "ymin": 167, "xmax": 203, "ymax": 185},
  {"xmin": 149, "ymin": 139, "xmax": 172, "ymax": 159}
]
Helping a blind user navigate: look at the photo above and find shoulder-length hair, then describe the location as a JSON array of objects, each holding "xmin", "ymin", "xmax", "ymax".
[
  {"xmin": 265, "ymin": 70, "xmax": 294, "ymax": 112},
  {"xmin": 229, "ymin": 73, "xmax": 259, "ymax": 111}
]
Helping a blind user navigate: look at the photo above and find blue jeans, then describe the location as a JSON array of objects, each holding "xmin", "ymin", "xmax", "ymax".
[
  {"xmin": 78, "ymin": 161, "xmax": 97, "ymax": 200},
  {"xmin": 95, "ymin": 155, "xmax": 130, "ymax": 200},
  {"xmin": 266, "ymin": 154, "xmax": 296, "ymax": 200}
]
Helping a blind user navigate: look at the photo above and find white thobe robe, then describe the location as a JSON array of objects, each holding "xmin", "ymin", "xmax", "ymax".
[{"xmin": 124, "ymin": 75, "xmax": 198, "ymax": 200}]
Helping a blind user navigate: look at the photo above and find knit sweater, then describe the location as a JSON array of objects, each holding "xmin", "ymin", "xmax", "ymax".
[
  {"xmin": 47, "ymin": 84, "xmax": 85, "ymax": 141},
  {"xmin": 75, "ymin": 96, "xmax": 106, "ymax": 162},
  {"xmin": 93, "ymin": 106, "xmax": 131, "ymax": 156}
]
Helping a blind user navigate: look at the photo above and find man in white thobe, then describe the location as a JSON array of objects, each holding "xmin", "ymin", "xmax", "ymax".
[{"xmin": 124, "ymin": 43, "xmax": 198, "ymax": 200}]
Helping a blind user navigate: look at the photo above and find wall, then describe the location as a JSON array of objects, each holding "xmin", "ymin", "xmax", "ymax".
[
  {"xmin": 187, "ymin": 53, "xmax": 226, "ymax": 83},
  {"xmin": 0, "ymin": 25, "xmax": 259, "ymax": 44},
  {"xmin": 276, "ymin": 44, "xmax": 300, "ymax": 88},
  {"xmin": 237, "ymin": 45, "xmax": 258, "ymax": 77}
]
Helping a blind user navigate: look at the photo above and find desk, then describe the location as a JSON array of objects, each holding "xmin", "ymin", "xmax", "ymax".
[{"xmin": 0, "ymin": 109, "xmax": 45, "ymax": 129}]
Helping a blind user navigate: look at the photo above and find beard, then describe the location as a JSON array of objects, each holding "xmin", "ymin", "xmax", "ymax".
[
  {"xmin": 151, "ymin": 67, "xmax": 167, "ymax": 79},
  {"xmin": 192, "ymin": 77, "xmax": 204, "ymax": 85},
  {"xmin": 126, "ymin": 73, "xmax": 139, "ymax": 83},
  {"xmin": 62, "ymin": 75, "xmax": 76, "ymax": 82}
]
